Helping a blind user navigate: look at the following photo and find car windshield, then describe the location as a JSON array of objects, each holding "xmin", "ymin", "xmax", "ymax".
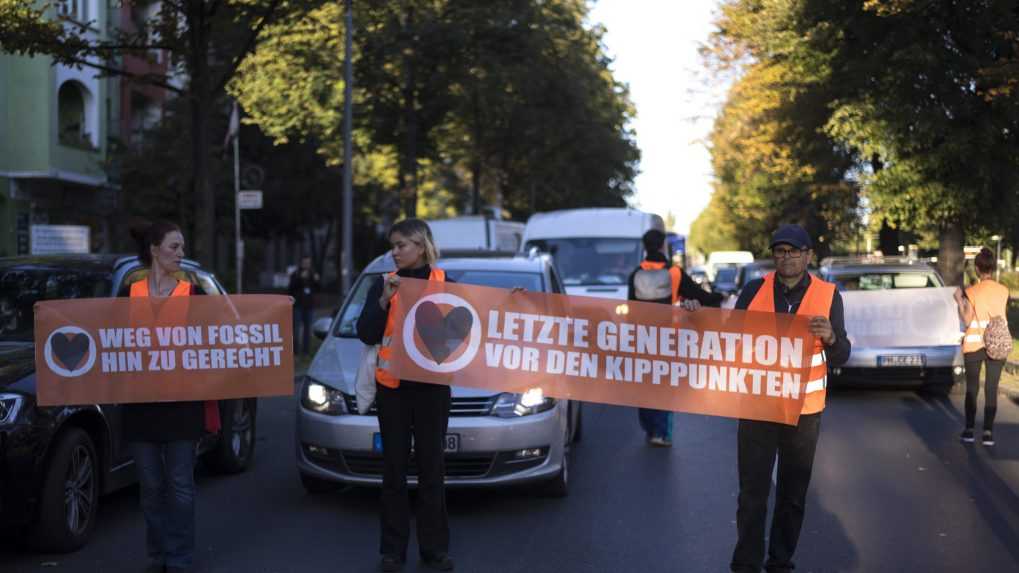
[
  {"xmin": 334, "ymin": 270, "xmax": 544, "ymax": 338},
  {"xmin": 832, "ymin": 271, "xmax": 943, "ymax": 290},
  {"xmin": 742, "ymin": 265, "xmax": 773, "ymax": 283},
  {"xmin": 523, "ymin": 238, "xmax": 641, "ymax": 286},
  {"xmin": 0, "ymin": 265, "xmax": 112, "ymax": 342},
  {"xmin": 715, "ymin": 267, "xmax": 738, "ymax": 283}
]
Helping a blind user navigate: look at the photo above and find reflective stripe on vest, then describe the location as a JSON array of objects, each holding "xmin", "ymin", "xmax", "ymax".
[
  {"xmin": 637, "ymin": 261, "xmax": 683, "ymax": 305},
  {"xmin": 747, "ymin": 272, "xmax": 835, "ymax": 415},
  {"xmin": 376, "ymin": 268, "xmax": 446, "ymax": 389}
]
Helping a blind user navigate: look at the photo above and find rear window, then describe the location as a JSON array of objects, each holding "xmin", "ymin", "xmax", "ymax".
[
  {"xmin": 832, "ymin": 271, "xmax": 943, "ymax": 290},
  {"xmin": 0, "ymin": 265, "xmax": 112, "ymax": 342}
]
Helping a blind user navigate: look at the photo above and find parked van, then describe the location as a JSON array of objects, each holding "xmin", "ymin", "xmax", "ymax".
[
  {"xmin": 425, "ymin": 215, "xmax": 525, "ymax": 253},
  {"xmin": 521, "ymin": 208, "xmax": 665, "ymax": 300},
  {"xmin": 706, "ymin": 250, "xmax": 754, "ymax": 281}
]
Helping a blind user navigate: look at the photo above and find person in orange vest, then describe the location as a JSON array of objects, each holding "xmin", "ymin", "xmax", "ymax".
[
  {"xmin": 953, "ymin": 247, "xmax": 1009, "ymax": 446},
  {"xmin": 125, "ymin": 221, "xmax": 220, "ymax": 573},
  {"xmin": 729, "ymin": 224, "xmax": 850, "ymax": 573},
  {"xmin": 628, "ymin": 229, "xmax": 723, "ymax": 446},
  {"xmin": 356, "ymin": 219, "xmax": 455, "ymax": 572}
]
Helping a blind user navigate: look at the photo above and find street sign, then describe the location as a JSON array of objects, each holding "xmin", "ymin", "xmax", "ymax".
[
  {"xmin": 238, "ymin": 190, "xmax": 263, "ymax": 210},
  {"xmin": 31, "ymin": 224, "xmax": 90, "ymax": 254}
]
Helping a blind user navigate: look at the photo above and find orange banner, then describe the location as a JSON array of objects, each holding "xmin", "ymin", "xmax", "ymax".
[
  {"xmin": 388, "ymin": 279, "xmax": 819, "ymax": 425},
  {"xmin": 34, "ymin": 295, "xmax": 295, "ymax": 406}
]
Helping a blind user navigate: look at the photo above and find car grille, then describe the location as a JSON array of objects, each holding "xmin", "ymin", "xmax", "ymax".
[
  {"xmin": 342, "ymin": 394, "xmax": 497, "ymax": 417},
  {"xmin": 342, "ymin": 452, "xmax": 496, "ymax": 478}
]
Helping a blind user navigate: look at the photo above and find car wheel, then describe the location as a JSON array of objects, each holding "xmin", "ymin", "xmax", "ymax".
[
  {"xmin": 31, "ymin": 428, "xmax": 99, "ymax": 553},
  {"xmin": 300, "ymin": 471, "xmax": 338, "ymax": 494},
  {"xmin": 203, "ymin": 399, "xmax": 257, "ymax": 474},
  {"xmin": 571, "ymin": 403, "xmax": 583, "ymax": 443},
  {"xmin": 541, "ymin": 423, "xmax": 571, "ymax": 498}
]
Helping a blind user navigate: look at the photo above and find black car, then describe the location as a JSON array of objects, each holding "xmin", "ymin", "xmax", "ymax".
[{"xmin": 0, "ymin": 255, "xmax": 257, "ymax": 552}]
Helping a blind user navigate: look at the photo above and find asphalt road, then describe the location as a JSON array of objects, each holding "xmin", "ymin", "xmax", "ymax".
[{"xmin": 4, "ymin": 386, "xmax": 1019, "ymax": 573}]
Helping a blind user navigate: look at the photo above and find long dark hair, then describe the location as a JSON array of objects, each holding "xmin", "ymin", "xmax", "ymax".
[{"xmin": 129, "ymin": 220, "xmax": 181, "ymax": 267}]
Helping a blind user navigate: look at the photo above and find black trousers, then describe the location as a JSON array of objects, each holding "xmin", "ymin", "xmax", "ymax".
[
  {"xmin": 964, "ymin": 349, "xmax": 1005, "ymax": 431},
  {"xmin": 376, "ymin": 381, "xmax": 451, "ymax": 559},
  {"xmin": 731, "ymin": 413, "xmax": 822, "ymax": 573}
]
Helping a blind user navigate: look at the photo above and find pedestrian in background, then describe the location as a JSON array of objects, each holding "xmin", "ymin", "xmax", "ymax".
[
  {"xmin": 356, "ymin": 219, "xmax": 455, "ymax": 572},
  {"xmin": 289, "ymin": 255, "xmax": 320, "ymax": 355},
  {"xmin": 126, "ymin": 221, "xmax": 219, "ymax": 573},
  {"xmin": 954, "ymin": 247, "xmax": 1009, "ymax": 447},
  {"xmin": 729, "ymin": 224, "xmax": 850, "ymax": 573},
  {"xmin": 628, "ymin": 229, "xmax": 723, "ymax": 446}
]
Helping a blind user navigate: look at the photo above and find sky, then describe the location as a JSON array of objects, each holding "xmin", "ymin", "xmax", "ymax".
[{"xmin": 587, "ymin": 1, "xmax": 729, "ymax": 236}]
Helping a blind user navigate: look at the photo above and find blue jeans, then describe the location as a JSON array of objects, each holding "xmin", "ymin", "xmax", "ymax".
[
  {"xmin": 132, "ymin": 441, "xmax": 197, "ymax": 568},
  {"xmin": 638, "ymin": 408, "xmax": 673, "ymax": 440}
]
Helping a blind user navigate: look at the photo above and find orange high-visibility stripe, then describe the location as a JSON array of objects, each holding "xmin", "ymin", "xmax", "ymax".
[
  {"xmin": 376, "ymin": 268, "xmax": 446, "ymax": 389},
  {"xmin": 962, "ymin": 280, "xmax": 1009, "ymax": 353},
  {"xmin": 748, "ymin": 272, "xmax": 835, "ymax": 415},
  {"xmin": 637, "ymin": 261, "xmax": 683, "ymax": 305}
]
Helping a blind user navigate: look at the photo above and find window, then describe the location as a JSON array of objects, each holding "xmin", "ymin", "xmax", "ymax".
[
  {"xmin": 0, "ymin": 265, "xmax": 111, "ymax": 342},
  {"xmin": 57, "ymin": 0, "xmax": 89, "ymax": 23},
  {"xmin": 832, "ymin": 271, "xmax": 943, "ymax": 291},
  {"xmin": 524, "ymin": 238, "xmax": 642, "ymax": 286},
  {"xmin": 58, "ymin": 81, "xmax": 93, "ymax": 149}
]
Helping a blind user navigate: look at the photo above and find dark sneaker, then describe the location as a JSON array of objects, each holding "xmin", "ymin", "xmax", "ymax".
[
  {"xmin": 380, "ymin": 555, "xmax": 404, "ymax": 572},
  {"xmin": 982, "ymin": 431, "xmax": 995, "ymax": 447},
  {"xmin": 421, "ymin": 552, "xmax": 455, "ymax": 571},
  {"xmin": 961, "ymin": 428, "xmax": 975, "ymax": 443}
]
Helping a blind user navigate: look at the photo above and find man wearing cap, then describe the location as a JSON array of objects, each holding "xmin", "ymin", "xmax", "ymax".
[{"xmin": 729, "ymin": 224, "xmax": 851, "ymax": 573}]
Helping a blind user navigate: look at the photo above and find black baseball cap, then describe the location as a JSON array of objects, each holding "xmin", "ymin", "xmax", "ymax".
[{"xmin": 770, "ymin": 224, "xmax": 812, "ymax": 250}]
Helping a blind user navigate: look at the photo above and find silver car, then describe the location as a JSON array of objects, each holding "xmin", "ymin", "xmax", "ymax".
[
  {"xmin": 820, "ymin": 257, "xmax": 965, "ymax": 390},
  {"xmin": 297, "ymin": 254, "xmax": 582, "ymax": 496}
]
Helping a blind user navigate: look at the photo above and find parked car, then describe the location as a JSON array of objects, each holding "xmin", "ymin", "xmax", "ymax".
[
  {"xmin": 298, "ymin": 253, "xmax": 581, "ymax": 496},
  {"xmin": 819, "ymin": 257, "xmax": 964, "ymax": 390},
  {"xmin": 734, "ymin": 260, "xmax": 775, "ymax": 296},
  {"xmin": 0, "ymin": 255, "xmax": 257, "ymax": 552}
]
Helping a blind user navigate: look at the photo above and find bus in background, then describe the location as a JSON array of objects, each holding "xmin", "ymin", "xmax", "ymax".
[{"xmin": 521, "ymin": 208, "xmax": 666, "ymax": 300}]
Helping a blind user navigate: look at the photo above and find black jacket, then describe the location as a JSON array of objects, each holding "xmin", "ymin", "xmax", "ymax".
[
  {"xmin": 288, "ymin": 269, "xmax": 320, "ymax": 309},
  {"xmin": 734, "ymin": 273, "xmax": 851, "ymax": 368},
  {"xmin": 356, "ymin": 265, "xmax": 455, "ymax": 389},
  {"xmin": 121, "ymin": 281, "xmax": 207, "ymax": 443},
  {"xmin": 626, "ymin": 252, "xmax": 725, "ymax": 308}
]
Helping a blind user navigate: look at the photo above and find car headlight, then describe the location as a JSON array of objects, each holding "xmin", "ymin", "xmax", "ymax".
[
  {"xmin": 0, "ymin": 394, "xmax": 25, "ymax": 425},
  {"xmin": 300, "ymin": 378, "xmax": 348, "ymax": 415},
  {"xmin": 492, "ymin": 388, "xmax": 555, "ymax": 418}
]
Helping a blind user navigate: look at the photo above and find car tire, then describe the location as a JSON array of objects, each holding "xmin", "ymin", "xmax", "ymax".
[
  {"xmin": 30, "ymin": 428, "xmax": 99, "ymax": 553},
  {"xmin": 541, "ymin": 423, "xmax": 571, "ymax": 498},
  {"xmin": 300, "ymin": 472, "xmax": 338, "ymax": 494},
  {"xmin": 571, "ymin": 403, "xmax": 583, "ymax": 443},
  {"xmin": 203, "ymin": 399, "xmax": 257, "ymax": 474}
]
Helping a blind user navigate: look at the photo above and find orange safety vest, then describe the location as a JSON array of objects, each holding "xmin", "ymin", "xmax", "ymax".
[
  {"xmin": 962, "ymin": 279, "xmax": 1010, "ymax": 354},
  {"xmin": 748, "ymin": 272, "xmax": 835, "ymax": 415},
  {"xmin": 376, "ymin": 267, "xmax": 446, "ymax": 389},
  {"xmin": 129, "ymin": 277, "xmax": 221, "ymax": 432},
  {"xmin": 638, "ymin": 261, "xmax": 683, "ymax": 305}
]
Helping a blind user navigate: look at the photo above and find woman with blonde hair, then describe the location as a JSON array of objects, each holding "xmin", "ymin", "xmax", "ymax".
[
  {"xmin": 356, "ymin": 218, "xmax": 455, "ymax": 572},
  {"xmin": 954, "ymin": 247, "xmax": 1009, "ymax": 447}
]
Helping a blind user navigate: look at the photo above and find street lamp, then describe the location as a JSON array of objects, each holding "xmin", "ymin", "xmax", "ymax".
[{"xmin": 991, "ymin": 234, "xmax": 1002, "ymax": 281}]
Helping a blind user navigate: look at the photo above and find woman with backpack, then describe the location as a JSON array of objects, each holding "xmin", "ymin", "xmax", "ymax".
[{"xmin": 954, "ymin": 247, "xmax": 1011, "ymax": 447}]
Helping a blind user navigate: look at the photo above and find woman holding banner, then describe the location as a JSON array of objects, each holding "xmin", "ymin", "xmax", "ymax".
[
  {"xmin": 125, "ymin": 221, "xmax": 219, "ymax": 573},
  {"xmin": 357, "ymin": 218, "xmax": 455, "ymax": 572},
  {"xmin": 954, "ymin": 247, "xmax": 1009, "ymax": 447}
]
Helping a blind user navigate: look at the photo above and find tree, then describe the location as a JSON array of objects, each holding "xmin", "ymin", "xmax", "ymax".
[{"xmin": 1, "ymin": 0, "xmax": 304, "ymax": 272}]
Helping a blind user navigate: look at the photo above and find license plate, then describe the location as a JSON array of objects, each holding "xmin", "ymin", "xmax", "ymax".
[
  {"xmin": 372, "ymin": 433, "xmax": 460, "ymax": 454},
  {"xmin": 877, "ymin": 354, "xmax": 926, "ymax": 367}
]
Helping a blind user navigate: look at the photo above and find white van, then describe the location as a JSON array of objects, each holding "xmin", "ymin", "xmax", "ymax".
[
  {"xmin": 521, "ymin": 208, "xmax": 665, "ymax": 300},
  {"xmin": 425, "ymin": 215, "xmax": 525, "ymax": 253},
  {"xmin": 706, "ymin": 250, "xmax": 754, "ymax": 281}
]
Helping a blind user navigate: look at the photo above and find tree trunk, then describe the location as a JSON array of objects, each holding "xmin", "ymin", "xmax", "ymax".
[
  {"xmin": 400, "ymin": 5, "xmax": 418, "ymax": 218},
  {"xmin": 187, "ymin": 0, "xmax": 215, "ymax": 271},
  {"xmin": 937, "ymin": 220, "xmax": 965, "ymax": 286}
]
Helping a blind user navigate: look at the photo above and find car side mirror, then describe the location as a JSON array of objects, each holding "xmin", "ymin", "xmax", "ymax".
[{"xmin": 312, "ymin": 317, "xmax": 332, "ymax": 340}]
